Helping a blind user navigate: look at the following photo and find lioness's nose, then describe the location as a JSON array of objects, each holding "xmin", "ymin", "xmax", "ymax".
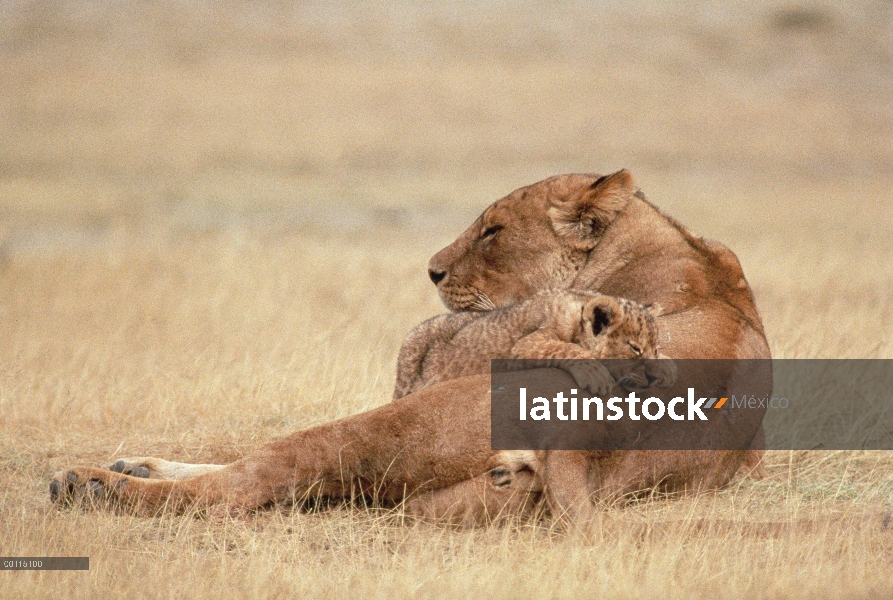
[{"xmin": 428, "ymin": 268, "xmax": 447, "ymax": 285}]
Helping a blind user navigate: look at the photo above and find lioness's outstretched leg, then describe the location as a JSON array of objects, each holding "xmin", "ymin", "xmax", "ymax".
[{"xmin": 51, "ymin": 373, "xmax": 505, "ymax": 514}]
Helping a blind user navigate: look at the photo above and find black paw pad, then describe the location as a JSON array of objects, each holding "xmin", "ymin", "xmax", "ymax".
[
  {"xmin": 489, "ymin": 467, "xmax": 513, "ymax": 488},
  {"xmin": 109, "ymin": 460, "xmax": 126, "ymax": 473},
  {"xmin": 87, "ymin": 480, "xmax": 104, "ymax": 498},
  {"xmin": 49, "ymin": 480, "xmax": 61, "ymax": 503},
  {"xmin": 130, "ymin": 466, "xmax": 150, "ymax": 479}
]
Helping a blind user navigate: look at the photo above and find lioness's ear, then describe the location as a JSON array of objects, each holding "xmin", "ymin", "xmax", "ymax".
[
  {"xmin": 583, "ymin": 296, "xmax": 620, "ymax": 337},
  {"xmin": 549, "ymin": 169, "xmax": 635, "ymax": 250}
]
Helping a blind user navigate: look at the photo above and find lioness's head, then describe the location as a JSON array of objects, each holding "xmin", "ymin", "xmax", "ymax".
[
  {"xmin": 428, "ymin": 170, "xmax": 636, "ymax": 311},
  {"xmin": 579, "ymin": 295, "xmax": 661, "ymax": 360}
]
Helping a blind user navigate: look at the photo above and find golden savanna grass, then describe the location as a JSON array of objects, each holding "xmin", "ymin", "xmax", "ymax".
[{"xmin": 1, "ymin": 1, "xmax": 892, "ymax": 597}]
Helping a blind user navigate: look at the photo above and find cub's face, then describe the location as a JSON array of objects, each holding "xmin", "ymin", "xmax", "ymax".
[
  {"xmin": 427, "ymin": 171, "xmax": 635, "ymax": 312},
  {"xmin": 579, "ymin": 296, "xmax": 661, "ymax": 360}
]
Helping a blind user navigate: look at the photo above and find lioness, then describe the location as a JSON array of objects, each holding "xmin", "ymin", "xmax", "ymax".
[
  {"xmin": 50, "ymin": 169, "xmax": 768, "ymax": 517},
  {"xmin": 393, "ymin": 289, "xmax": 676, "ymax": 400}
]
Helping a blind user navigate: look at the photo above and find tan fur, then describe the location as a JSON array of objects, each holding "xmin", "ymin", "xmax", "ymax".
[
  {"xmin": 393, "ymin": 289, "xmax": 676, "ymax": 400},
  {"xmin": 484, "ymin": 449, "xmax": 599, "ymax": 527},
  {"xmin": 413, "ymin": 168, "xmax": 770, "ymax": 523},
  {"xmin": 396, "ymin": 292, "xmax": 674, "ymax": 525},
  {"xmin": 50, "ymin": 169, "xmax": 769, "ymax": 522},
  {"xmin": 402, "ymin": 468, "xmax": 543, "ymax": 527}
]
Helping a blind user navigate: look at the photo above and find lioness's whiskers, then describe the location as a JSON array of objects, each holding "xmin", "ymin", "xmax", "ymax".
[
  {"xmin": 470, "ymin": 298, "xmax": 492, "ymax": 312},
  {"xmin": 469, "ymin": 299, "xmax": 486, "ymax": 311},
  {"xmin": 475, "ymin": 292, "xmax": 496, "ymax": 311}
]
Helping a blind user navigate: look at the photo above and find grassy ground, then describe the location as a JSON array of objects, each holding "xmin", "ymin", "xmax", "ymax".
[{"xmin": 1, "ymin": 1, "xmax": 892, "ymax": 598}]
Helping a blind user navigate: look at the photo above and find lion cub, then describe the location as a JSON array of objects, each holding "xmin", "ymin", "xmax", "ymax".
[
  {"xmin": 393, "ymin": 289, "xmax": 675, "ymax": 401},
  {"xmin": 397, "ymin": 289, "xmax": 676, "ymax": 527}
]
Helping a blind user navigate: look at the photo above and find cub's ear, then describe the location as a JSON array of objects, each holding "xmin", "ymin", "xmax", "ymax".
[
  {"xmin": 582, "ymin": 295, "xmax": 621, "ymax": 337},
  {"xmin": 549, "ymin": 169, "xmax": 635, "ymax": 250}
]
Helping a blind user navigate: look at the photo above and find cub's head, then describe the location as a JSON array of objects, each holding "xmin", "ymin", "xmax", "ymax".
[
  {"xmin": 428, "ymin": 170, "xmax": 637, "ymax": 311},
  {"xmin": 579, "ymin": 295, "xmax": 661, "ymax": 359}
]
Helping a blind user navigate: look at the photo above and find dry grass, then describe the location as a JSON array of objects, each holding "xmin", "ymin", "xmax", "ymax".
[{"xmin": 1, "ymin": 1, "xmax": 892, "ymax": 598}]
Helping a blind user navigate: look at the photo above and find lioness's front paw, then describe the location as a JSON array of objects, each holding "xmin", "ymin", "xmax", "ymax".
[
  {"xmin": 49, "ymin": 467, "xmax": 129, "ymax": 507},
  {"xmin": 565, "ymin": 363, "xmax": 616, "ymax": 397}
]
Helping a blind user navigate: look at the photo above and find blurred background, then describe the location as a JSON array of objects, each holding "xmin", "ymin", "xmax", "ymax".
[{"xmin": 1, "ymin": 0, "xmax": 891, "ymax": 256}]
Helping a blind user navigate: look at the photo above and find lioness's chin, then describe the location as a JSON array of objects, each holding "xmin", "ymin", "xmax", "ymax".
[{"xmin": 442, "ymin": 299, "xmax": 488, "ymax": 313}]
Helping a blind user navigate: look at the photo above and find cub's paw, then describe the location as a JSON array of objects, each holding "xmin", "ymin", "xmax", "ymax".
[
  {"xmin": 647, "ymin": 358, "xmax": 678, "ymax": 388},
  {"xmin": 564, "ymin": 363, "xmax": 616, "ymax": 397},
  {"xmin": 616, "ymin": 371, "xmax": 650, "ymax": 391}
]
